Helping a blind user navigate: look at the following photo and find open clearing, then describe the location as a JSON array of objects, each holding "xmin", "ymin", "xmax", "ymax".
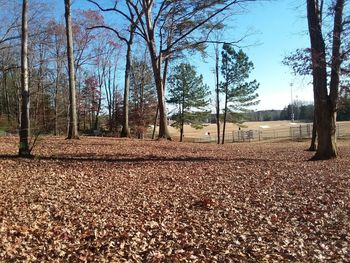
[
  {"xmin": 166, "ymin": 121, "xmax": 350, "ymax": 140},
  {"xmin": 0, "ymin": 137, "xmax": 350, "ymax": 262}
]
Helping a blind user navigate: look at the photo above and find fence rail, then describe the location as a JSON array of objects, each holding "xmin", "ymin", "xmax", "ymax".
[{"xmin": 185, "ymin": 122, "xmax": 350, "ymax": 143}]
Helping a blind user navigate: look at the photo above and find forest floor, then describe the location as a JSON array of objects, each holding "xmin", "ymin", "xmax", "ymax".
[{"xmin": 0, "ymin": 137, "xmax": 349, "ymax": 262}]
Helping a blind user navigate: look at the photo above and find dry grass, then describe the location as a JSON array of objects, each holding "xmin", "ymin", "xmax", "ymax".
[
  {"xmin": 166, "ymin": 121, "xmax": 350, "ymax": 142},
  {"xmin": 0, "ymin": 137, "xmax": 349, "ymax": 262}
]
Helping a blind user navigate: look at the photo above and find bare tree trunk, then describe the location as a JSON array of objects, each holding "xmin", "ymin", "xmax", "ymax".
[
  {"xmin": 140, "ymin": 78, "xmax": 145, "ymax": 140},
  {"xmin": 120, "ymin": 33, "xmax": 134, "ymax": 138},
  {"xmin": 152, "ymin": 106, "xmax": 158, "ymax": 139},
  {"xmin": 65, "ymin": 0, "xmax": 79, "ymax": 139},
  {"xmin": 150, "ymin": 54, "xmax": 171, "ymax": 140},
  {"xmin": 19, "ymin": 0, "xmax": 30, "ymax": 157},
  {"xmin": 106, "ymin": 66, "xmax": 113, "ymax": 132},
  {"xmin": 54, "ymin": 59, "xmax": 62, "ymax": 136},
  {"xmin": 307, "ymin": 0, "xmax": 344, "ymax": 160},
  {"xmin": 180, "ymin": 119, "xmax": 184, "ymax": 142},
  {"xmin": 143, "ymin": 3, "xmax": 172, "ymax": 140},
  {"xmin": 180, "ymin": 86, "xmax": 185, "ymax": 142},
  {"xmin": 94, "ymin": 72, "xmax": 104, "ymax": 131},
  {"xmin": 222, "ymin": 84, "xmax": 228, "ymax": 144},
  {"xmin": 215, "ymin": 45, "xmax": 220, "ymax": 144}
]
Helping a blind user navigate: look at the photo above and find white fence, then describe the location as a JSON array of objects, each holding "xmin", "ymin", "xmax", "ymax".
[{"xmin": 191, "ymin": 122, "xmax": 350, "ymax": 143}]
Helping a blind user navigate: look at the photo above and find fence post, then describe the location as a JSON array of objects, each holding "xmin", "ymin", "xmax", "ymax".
[{"xmin": 232, "ymin": 131, "xmax": 234, "ymax": 143}]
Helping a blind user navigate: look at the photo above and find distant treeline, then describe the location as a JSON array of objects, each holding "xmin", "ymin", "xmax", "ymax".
[
  {"xmin": 200, "ymin": 100, "xmax": 350, "ymax": 124},
  {"xmin": 248, "ymin": 99, "xmax": 350, "ymax": 122}
]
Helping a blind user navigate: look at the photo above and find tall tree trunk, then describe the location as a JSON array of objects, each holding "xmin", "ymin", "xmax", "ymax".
[
  {"xmin": 106, "ymin": 66, "xmax": 113, "ymax": 132},
  {"xmin": 152, "ymin": 107, "xmax": 158, "ymax": 139},
  {"xmin": 4, "ymin": 72, "xmax": 11, "ymax": 122},
  {"xmin": 19, "ymin": 0, "xmax": 30, "ymax": 157},
  {"xmin": 140, "ymin": 80, "xmax": 145, "ymax": 140},
  {"xmin": 222, "ymin": 84, "xmax": 228, "ymax": 144},
  {"xmin": 54, "ymin": 59, "xmax": 62, "ymax": 136},
  {"xmin": 150, "ymin": 56, "xmax": 171, "ymax": 140},
  {"xmin": 180, "ymin": 86, "xmax": 185, "ymax": 142},
  {"xmin": 215, "ymin": 45, "xmax": 220, "ymax": 144},
  {"xmin": 156, "ymin": 78, "xmax": 171, "ymax": 140},
  {"xmin": 307, "ymin": 0, "xmax": 344, "ymax": 160},
  {"xmin": 65, "ymin": 0, "xmax": 79, "ymax": 139},
  {"xmin": 37, "ymin": 49, "xmax": 45, "ymax": 130},
  {"xmin": 147, "ymin": 38, "xmax": 171, "ymax": 140},
  {"xmin": 120, "ymin": 33, "xmax": 134, "ymax": 138}
]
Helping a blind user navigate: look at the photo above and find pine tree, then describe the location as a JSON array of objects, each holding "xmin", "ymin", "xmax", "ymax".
[
  {"xmin": 167, "ymin": 63, "xmax": 211, "ymax": 142},
  {"xmin": 220, "ymin": 44, "xmax": 259, "ymax": 144}
]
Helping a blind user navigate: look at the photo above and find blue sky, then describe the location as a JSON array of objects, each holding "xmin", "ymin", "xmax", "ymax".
[
  {"xmin": 61, "ymin": 0, "xmax": 314, "ymax": 111},
  {"xmin": 196, "ymin": 0, "xmax": 314, "ymax": 111}
]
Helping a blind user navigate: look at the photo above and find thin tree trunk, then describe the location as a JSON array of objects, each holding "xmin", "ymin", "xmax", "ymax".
[
  {"xmin": 94, "ymin": 75, "xmax": 104, "ymax": 131},
  {"xmin": 106, "ymin": 66, "xmax": 113, "ymax": 132},
  {"xmin": 140, "ymin": 81, "xmax": 145, "ymax": 140},
  {"xmin": 222, "ymin": 84, "xmax": 228, "ymax": 144},
  {"xmin": 120, "ymin": 32, "xmax": 134, "ymax": 138},
  {"xmin": 180, "ymin": 118, "xmax": 184, "ymax": 142},
  {"xmin": 215, "ymin": 45, "xmax": 220, "ymax": 144},
  {"xmin": 111, "ymin": 63, "xmax": 117, "ymax": 132},
  {"xmin": 54, "ymin": 61, "xmax": 61, "ymax": 136},
  {"xmin": 4, "ymin": 72, "xmax": 11, "ymax": 122},
  {"xmin": 152, "ymin": 106, "xmax": 158, "ymax": 139},
  {"xmin": 37, "ymin": 53, "xmax": 45, "ymax": 130},
  {"xmin": 19, "ymin": 0, "xmax": 30, "ymax": 157},
  {"xmin": 65, "ymin": 0, "xmax": 79, "ymax": 139},
  {"xmin": 180, "ymin": 85, "xmax": 185, "ymax": 142}
]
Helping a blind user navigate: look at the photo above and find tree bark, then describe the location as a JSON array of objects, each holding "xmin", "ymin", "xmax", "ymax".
[
  {"xmin": 215, "ymin": 45, "xmax": 221, "ymax": 144},
  {"xmin": 222, "ymin": 83, "xmax": 228, "ymax": 144},
  {"xmin": 308, "ymin": 114, "xmax": 317, "ymax": 151},
  {"xmin": 54, "ymin": 60, "xmax": 61, "ymax": 136},
  {"xmin": 120, "ymin": 32, "xmax": 134, "ymax": 138},
  {"xmin": 307, "ymin": 0, "xmax": 344, "ymax": 160},
  {"xmin": 180, "ymin": 85, "xmax": 185, "ymax": 142},
  {"xmin": 148, "ymin": 46, "xmax": 171, "ymax": 140},
  {"xmin": 65, "ymin": 0, "xmax": 79, "ymax": 139},
  {"xmin": 152, "ymin": 106, "xmax": 158, "ymax": 139},
  {"xmin": 144, "ymin": 6, "xmax": 171, "ymax": 140},
  {"xmin": 19, "ymin": 0, "xmax": 30, "ymax": 157}
]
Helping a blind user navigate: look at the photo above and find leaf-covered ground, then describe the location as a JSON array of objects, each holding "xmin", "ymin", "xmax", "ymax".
[{"xmin": 0, "ymin": 137, "xmax": 349, "ymax": 262}]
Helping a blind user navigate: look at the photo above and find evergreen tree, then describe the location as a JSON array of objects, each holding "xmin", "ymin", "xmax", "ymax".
[
  {"xmin": 167, "ymin": 63, "xmax": 211, "ymax": 142},
  {"xmin": 220, "ymin": 44, "xmax": 259, "ymax": 144}
]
